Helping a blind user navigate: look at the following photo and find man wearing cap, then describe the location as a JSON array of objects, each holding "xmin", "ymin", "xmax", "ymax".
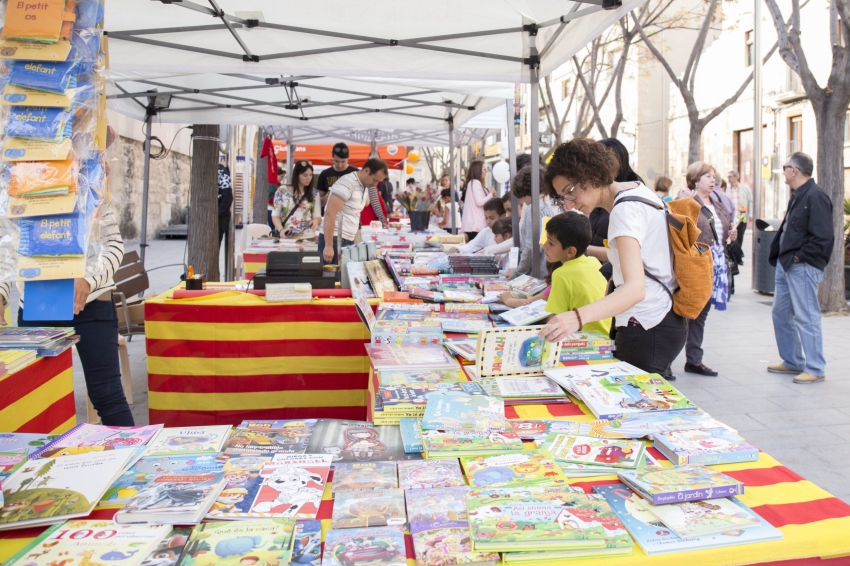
[{"xmin": 317, "ymin": 143, "xmax": 358, "ymax": 261}]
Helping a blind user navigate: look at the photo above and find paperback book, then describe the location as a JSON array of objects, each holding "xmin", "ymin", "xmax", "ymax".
[
  {"xmin": 29, "ymin": 424, "xmax": 163, "ymax": 459},
  {"xmin": 545, "ymin": 434, "xmax": 645, "ymax": 470},
  {"xmin": 475, "ymin": 376, "xmax": 568, "ymax": 404},
  {"xmin": 331, "ymin": 488, "xmax": 407, "ymax": 528},
  {"xmin": 499, "ymin": 300, "xmax": 551, "ymax": 326},
  {"xmin": 509, "ymin": 419, "xmax": 632, "ymax": 443},
  {"xmin": 379, "ymin": 382, "xmax": 486, "ymax": 413},
  {"xmin": 420, "ymin": 392, "xmax": 507, "ymax": 434},
  {"xmin": 292, "ymin": 520, "xmax": 322, "ymax": 566},
  {"xmin": 421, "ymin": 424, "xmax": 524, "ymax": 459},
  {"xmin": 475, "ymin": 327, "xmax": 560, "ymax": 378},
  {"xmin": 177, "ymin": 519, "xmax": 296, "ymax": 566},
  {"xmin": 460, "ymin": 449, "xmax": 568, "ymax": 489},
  {"xmin": 144, "ymin": 425, "xmax": 232, "ymax": 456},
  {"xmin": 397, "ymin": 459, "xmax": 465, "ymax": 489},
  {"xmin": 653, "ymin": 427, "xmax": 759, "ymax": 465},
  {"xmin": 507, "ymin": 275, "xmax": 548, "ymax": 298},
  {"xmin": 101, "ymin": 454, "xmax": 223, "ymax": 507},
  {"xmin": 443, "ymin": 338, "xmax": 478, "ymax": 362},
  {"xmin": 375, "ymin": 369, "xmax": 467, "ymax": 386},
  {"xmin": 228, "ymin": 419, "xmax": 316, "ymax": 454},
  {"xmin": 115, "ymin": 472, "xmax": 228, "ymax": 525},
  {"xmin": 365, "ymin": 344, "xmax": 460, "ymax": 371},
  {"xmin": 305, "ymin": 419, "xmax": 419, "ymax": 464},
  {"xmin": 331, "ymin": 461, "xmax": 398, "ymax": 493},
  {"xmin": 141, "ymin": 526, "xmax": 192, "ymax": 566},
  {"xmin": 642, "ymin": 497, "xmax": 761, "ymax": 539},
  {"xmin": 398, "ymin": 418, "xmax": 424, "ymax": 453},
  {"xmin": 322, "ymin": 527, "xmax": 407, "ymax": 566},
  {"xmin": 617, "ymin": 465, "xmax": 744, "ymax": 505}
]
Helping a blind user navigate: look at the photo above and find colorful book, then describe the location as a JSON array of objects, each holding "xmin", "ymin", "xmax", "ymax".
[
  {"xmin": 421, "ymin": 392, "xmax": 507, "ymax": 434},
  {"xmin": 507, "ymin": 275, "xmax": 548, "ymax": 297},
  {"xmin": 140, "ymin": 526, "xmax": 192, "ymax": 566},
  {"xmin": 475, "ymin": 376, "xmax": 568, "ymax": 403},
  {"xmin": 475, "ymin": 327, "xmax": 560, "ymax": 378},
  {"xmin": 0, "ymin": 450, "xmax": 134, "ymax": 530},
  {"xmin": 305, "ymin": 419, "xmax": 419, "ymax": 464},
  {"xmin": 28, "ymin": 424, "xmax": 163, "ymax": 459},
  {"xmin": 559, "ymin": 352, "xmax": 615, "ymax": 362},
  {"xmin": 444, "ymin": 303, "xmax": 490, "ymax": 313},
  {"xmin": 292, "ymin": 520, "xmax": 323, "ymax": 565},
  {"xmin": 443, "ymin": 338, "xmax": 479, "ymax": 362},
  {"xmin": 560, "ymin": 372, "xmax": 697, "ymax": 419},
  {"xmin": 560, "ymin": 331, "xmax": 616, "ymax": 348},
  {"xmin": 0, "ymin": 432, "xmax": 58, "ymax": 455},
  {"xmin": 144, "ymin": 425, "xmax": 232, "ymax": 456},
  {"xmin": 366, "ymin": 344, "xmax": 460, "ymax": 371},
  {"xmin": 230, "ymin": 419, "xmax": 316, "ymax": 452},
  {"xmin": 509, "ymin": 419, "xmax": 635, "ymax": 443},
  {"xmin": 177, "ymin": 519, "xmax": 296, "ymax": 566},
  {"xmin": 331, "ymin": 488, "xmax": 407, "ymax": 529},
  {"xmin": 399, "ymin": 418, "xmax": 424, "ymax": 453},
  {"xmin": 376, "ymin": 369, "xmax": 467, "ymax": 386},
  {"xmin": 398, "ymin": 459, "xmax": 465, "ymax": 490},
  {"xmin": 379, "ymin": 382, "xmax": 486, "ymax": 414},
  {"xmin": 4, "ymin": 520, "xmax": 171, "ymax": 566},
  {"xmin": 460, "ymin": 449, "xmax": 568, "ymax": 489},
  {"xmin": 322, "ymin": 527, "xmax": 407, "ymax": 566},
  {"xmin": 421, "ymin": 424, "xmax": 524, "ymax": 459},
  {"xmin": 544, "ymin": 360, "xmax": 646, "ymax": 389},
  {"xmin": 499, "ymin": 300, "xmax": 551, "ymax": 326},
  {"xmin": 331, "ymin": 461, "xmax": 398, "ymax": 493},
  {"xmin": 101, "ymin": 454, "xmax": 223, "ymax": 507},
  {"xmin": 642, "ymin": 496, "xmax": 761, "ymax": 539},
  {"xmin": 545, "ymin": 434, "xmax": 645, "ymax": 470},
  {"xmin": 115, "ymin": 472, "xmax": 228, "ymax": 525},
  {"xmin": 593, "ymin": 484, "xmax": 783, "ymax": 555},
  {"xmin": 618, "ymin": 465, "xmax": 744, "ymax": 505},
  {"xmin": 653, "ymin": 427, "xmax": 759, "ymax": 465}
]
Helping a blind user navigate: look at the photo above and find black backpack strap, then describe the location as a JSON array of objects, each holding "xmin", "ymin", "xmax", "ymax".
[
  {"xmin": 612, "ymin": 195, "xmax": 663, "ymax": 210},
  {"xmin": 699, "ymin": 205, "xmax": 719, "ymax": 243}
]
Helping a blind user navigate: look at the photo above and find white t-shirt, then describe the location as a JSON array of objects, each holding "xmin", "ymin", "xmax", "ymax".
[
  {"xmin": 704, "ymin": 202, "xmax": 723, "ymax": 242},
  {"xmin": 608, "ymin": 183, "xmax": 676, "ymax": 329},
  {"xmin": 458, "ymin": 227, "xmax": 496, "ymax": 254},
  {"xmin": 329, "ymin": 171, "xmax": 368, "ymax": 241}
]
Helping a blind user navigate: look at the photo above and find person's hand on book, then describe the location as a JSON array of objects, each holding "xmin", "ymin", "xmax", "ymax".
[
  {"xmin": 74, "ymin": 278, "xmax": 91, "ymax": 316},
  {"xmin": 539, "ymin": 310, "xmax": 581, "ymax": 343}
]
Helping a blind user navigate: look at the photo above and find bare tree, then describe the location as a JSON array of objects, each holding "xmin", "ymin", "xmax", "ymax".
[
  {"xmin": 252, "ymin": 128, "xmax": 269, "ymax": 226},
  {"xmin": 763, "ymin": 0, "xmax": 850, "ymax": 311},
  {"xmin": 187, "ymin": 124, "xmax": 221, "ymax": 282},
  {"xmin": 421, "ymin": 146, "xmax": 450, "ymax": 183}
]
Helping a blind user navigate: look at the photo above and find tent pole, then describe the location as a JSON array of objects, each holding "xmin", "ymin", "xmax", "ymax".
[
  {"xmin": 449, "ymin": 117, "xmax": 456, "ymax": 235},
  {"xmin": 530, "ymin": 68, "xmax": 541, "ymax": 279},
  {"xmin": 285, "ymin": 127, "xmax": 293, "ymax": 188},
  {"xmin": 506, "ymin": 99, "xmax": 519, "ymax": 248},
  {"xmin": 224, "ymin": 126, "xmax": 236, "ymax": 281},
  {"xmin": 139, "ymin": 110, "xmax": 153, "ymax": 266}
]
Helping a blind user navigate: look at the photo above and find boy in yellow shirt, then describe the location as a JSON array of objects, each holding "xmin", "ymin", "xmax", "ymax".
[{"xmin": 543, "ymin": 213, "xmax": 611, "ymax": 335}]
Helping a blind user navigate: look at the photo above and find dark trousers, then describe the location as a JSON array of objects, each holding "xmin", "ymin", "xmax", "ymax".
[
  {"xmin": 318, "ymin": 235, "xmax": 354, "ymax": 266},
  {"xmin": 614, "ymin": 309, "xmax": 687, "ymax": 377},
  {"xmin": 218, "ymin": 213, "xmax": 230, "ymax": 247},
  {"xmin": 19, "ymin": 299, "xmax": 134, "ymax": 426},
  {"xmin": 730, "ymin": 221, "xmax": 746, "ymax": 294},
  {"xmin": 465, "ymin": 232, "xmax": 479, "ymax": 242},
  {"xmin": 685, "ymin": 300, "xmax": 712, "ymax": 365}
]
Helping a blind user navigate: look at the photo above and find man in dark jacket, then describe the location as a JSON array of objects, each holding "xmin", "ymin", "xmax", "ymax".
[
  {"xmin": 218, "ymin": 163, "xmax": 234, "ymax": 248},
  {"xmin": 767, "ymin": 152, "xmax": 834, "ymax": 384}
]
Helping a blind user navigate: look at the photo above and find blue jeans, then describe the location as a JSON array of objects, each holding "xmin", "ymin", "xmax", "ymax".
[
  {"xmin": 772, "ymin": 262, "xmax": 826, "ymax": 376},
  {"xmin": 318, "ymin": 234, "xmax": 354, "ymax": 266}
]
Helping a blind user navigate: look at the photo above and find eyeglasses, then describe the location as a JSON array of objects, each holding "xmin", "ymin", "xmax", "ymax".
[
  {"xmin": 783, "ymin": 165, "xmax": 796, "ymax": 171},
  {"xmin": 561, "ymin": 184, "xmax": 578, "ymax": 201}
]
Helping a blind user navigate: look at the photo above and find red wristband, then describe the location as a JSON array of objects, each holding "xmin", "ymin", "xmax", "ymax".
[{"xmin": 573, "ymin": 308, "xmax": 583, "ymax": 331}]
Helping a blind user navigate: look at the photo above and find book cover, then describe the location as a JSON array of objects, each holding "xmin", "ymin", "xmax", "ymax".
[
  {"xmin": 376, "ymin": 369, "xmax": 466, "ymax": 386},
  {"xmin": 444, "ymin": 303, "xmax": 490, "ymax": 313},
  {"xmin": 617, "ymin": 465, "xmax": 744, "ymax": 505},
  {"xmin": 433, "ymin": 317, "xmax": 493, "ymax": 334},
  {"xmin": 0, "ymin": 432, "xmax": 59, "ymax": 454},
  {"xmin": 405, "ymin": 486, "xmax": 470, "ymax": 527},
  {"xmin": 593, "ymin": 484, "xmax": 783, "ymax": 555},
  {"xmin": 398, "ymin": 418, "xmax": 424, "ymax": 453},
  {"xmin": 305, "ymin": 419, "xmax": 419, "ymax": 463},
  {"xmin": 443, "ymin": 338, "xmax": 478, "ymax": 362},
  {"xmin": 411, "ymin": 525, "xmax": 500, "ymax": 566},
  {"xmin": 617, "ymin": 410, "xmax": 730, "ymax": 438},
  {"xmin": 545, "ymin": 435, "xmax": 645, "ymax": 469},
  {"xmin": 507, "ymin": 275, "xmax": 548, "ymax": 297},
  {"xmin": 421, "ymin": 425, "xmax": 524, "ymax": 458},
  {"xmin": 566, "ymin": 372, "xmax": 697, "ymax": 419},
  {"xmin": 509, "ymin": 419, "xmax": 634, "ymax": 443},
  {"xmin": 223, "ymin": 421, "xmax": 315, "ymax": 456},
  {"xmin": 117, "ymin": 472, "xmax": 227, "ymax": 523},
  {"xmin": 365, "ymin": 344, "xmax": 459, "ymax": 371},
  {"xmin": 140, "ymin": 526, "xmax": 192, "ymax": 566},
  {"xmin": 101, "ymin": 454, "xmax": 224, "ymax": 507},
  {"xmin": 29, "ymin": 423, "xmax": 164, "ymax": 459},
  {"xmin": 475, "ymin": 376, "xmax": 566, "ymax": 400},
  {"xmin": 398, "ymin": 459, "xmax": 465, "ymax": 490},
  {"xmin": 380, "ymin": 382, "xmax": 486, "ymax": 412},
  {"xmin": 421, "ymin": 392, "xmax": 507, "ymax": 434},
  {"xmin": 331, "ymin": 461, "xmax": 398, "ymax": 493},
  {"xmin": 653, "ymin": 428, "xmax": 759, "ymax": 465},
  {"xmin": 500, "ymin": 300, "xmax": 551, "ymax": 326},
  {"xmin": 348, "ymin": 262, "xmax": 377, "ymax": 299},
  {"xmin": 322, "ymin": 527, "xmax": 407, "ymax": 566},
  {"xmin": 145, "ymin": 425, "xmax": 232, "ymax": 456},
  {"xmin": 460, "ymin": 450, "xmax": 568, "ymax": 489},
  {"xmin": 475, "ymin": 327, "xmax": 560, "ymax": 378},
  {"xmin": 0, "ymin": 450, "xmax": 133, "ymax": 530},
  {"xmin": 544, "ymin": 361, "xmax": 646, "ymax": 386},
  {"xmin": 177, "ymin": 519, "xmax": 296, "ymax": 566},
  {"xmin": 643, "ymin": 497, "xmax": 761, "ymax": 539},
  {"xmin": 331, "ymin": 488, "xmax": 406, "ymax": 529},
  {"xmin": 560, "ymin": 331, "xmax": 616, "ymax": 348},
  {"xmin": 292, "ymin": 520, "xmax": 322, "ymax": 565}
]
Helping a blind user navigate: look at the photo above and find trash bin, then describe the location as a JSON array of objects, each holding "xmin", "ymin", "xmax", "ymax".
[{"xmin": 753, "ymin": 219, "xmax": 782, "ymax": 294}]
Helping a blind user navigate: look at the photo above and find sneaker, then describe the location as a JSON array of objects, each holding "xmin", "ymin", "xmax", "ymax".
[
  {"xmin": 767, "ymin": 363, "xmax": 800, "ymax": 375},
  {"xmin": 793, "ymin": 372, "xmax": 825, "ymax": 384}
]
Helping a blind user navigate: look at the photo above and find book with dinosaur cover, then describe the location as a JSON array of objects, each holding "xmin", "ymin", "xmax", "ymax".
[
  {"xmin": 101, "ymin": 454, "xmax": 224, "ymax": 508},
  {"xmin": 4, "ymin": 520, "xmax": 171, "ymax": 566},
  {"xmin": 322, "ymin": 527, "xmax": 407, "ymax": 566},
  {"xmin": 115, "ymin": 472, "xmax": 228, "ymax": 525},
  {"xmin": 29, "ymin": 424, "xmax": 163, "ymax": 459},
  {"xmin": 652, "ymin": 427, "xmax": 759, "ymax": 465},
  {"xmin": 617, "ymin": 465, "xmax": 744, "ymax": 505},
  {"xmin": 460, "ymin": 450, "xmax": 568, "ymax": 489},
  {"xmin": 421, "ymin": 392, "xmax": 507, "ymax": 434},
  {"xmin": 305, "ymin": 419, "xmax": 418, "ymax": 464},
  {"xmin": 475, "ymin": 327, "xmax": 560, "ymax": 378},
  {"xmin": 546, "ymin": 434, "xmax": 645, "ymax": 470},
  {"xmin": 331, "ymin": 488, "xmax": 407, "ymax": 529},
  {"xmin": 292, "ymin": 520, "xmax": 322, "ymax": 565},
  {"xmin": 397, "ymin": 459, "xmax": 465, "ymax": 490},
  {"xmin": 223, "ymin": 419, "xmax": 315, "ymax": 456},
  {"xmin": 421, "ymin": 423, "xmax": 524, "ymax": 459},
  {"xmin": 144, "ymin": 425, "xmax": 232, "ymax": 456},
  {"xmin": 331, "ymin": 461, "xmax": 398, "ymax": 493},
  {"xmin": 177, "ymin": 519, "xmax": 296, "ymax": 566}
]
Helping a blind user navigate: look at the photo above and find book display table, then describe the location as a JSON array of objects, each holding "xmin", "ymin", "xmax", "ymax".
[
  {"xmin": 145, "ymin": 288, "xmax": 371, "ymax": 426},
  {"xmin": 0, "ymin": 350, "xmax": 75, "ymax": 434}
]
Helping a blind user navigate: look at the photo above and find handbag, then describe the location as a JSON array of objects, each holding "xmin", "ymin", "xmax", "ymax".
[{"xmin": 279, "ymin": 190, "xmax": 307, "ymax": 232}]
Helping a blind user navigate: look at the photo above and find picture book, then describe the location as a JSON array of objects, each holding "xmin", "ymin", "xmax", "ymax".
[
  {"xmin": 499, "ymin": 300, "xmax": 551, "ymax": 326},
  {"xmin": 432, "ymin": 317, "xmax": 493, "ymax": 334},
  {"xmin": 399, "ymin": 418, "xmax": 423, "ymax": 453},
  {"xmin": 331, "ymin": 488, "xmax": 407, "ymax": 529},
  {"xmin": 559, "ymin": 352, "xmax": 614, "ymax": 362},
  {"xmin": 444, "ymin": 303, "xmax": 490, "ymax": 313},
  {"xmin": 421, "ymin": 392, "xmax": 507, "ymax": 434},
  {"xmin": 0, "ymin": 433, "xmax": 59, "ymax": 479},
  {"xmin": 475, "ymin": 327, "xmax": 560, "ymax": 378},
  {"xmin": 617, "ymin": 465, "xmax": 744, "ymax": 505},
  {"xmin": 322, "ymin": 527, "xmax": 407, "ymax": 566},
  {"xmin": 365, "ymin": 344, "xmax": 460, "ymax": 371},
  {"xmin": 4, "ymin": 520, "xmax": 171, "ymax": 566},
  {"xmin": 397, "ymin": 459, "xmax": 465, "ymax": 490},
  {"xmin": 177, "ymin": 519, "xmax": 296, "ymax": 566},
  {"xmin": 292, "ymin": 520, "xmax": 322, "ymax": 565},
  {"xmin": 460, "ymin": 450, "xmax": 568, "ymax": 489},
  {"xmin": 0, "ymin": 452, "xmax": 28, "ymax": 481},
  {"xmin": 405, "ymin": 486, "xmax": 470, "ymax": 526},
  {"xmin": 543, "ymin": 361, "xmax": 646, "ymax": 389},
  {"xmin": 331, "ymin": 461, "xmax": 398, "ymax": 493},
  {"xmin": 0, "ymin": 450, "xmax": 134, "ymax": 530},
  {"xmin": 348, "ymin": 262, "xmax": 377, "ymax": 298},
  {"xmin": 443, "ymin": 338, "xmax": 479, "ymax": 363},
  {"xmin": 507, "ymin": 275, "xmax": 548, "ymax": 298},
  {"xmin": 593, "ymin": 484, "xmax": 783, "ymax": 555},
  {"xmin": 467, "ymin": 487, "xmax": 629, "ymax": 551},
  {"xmin": 115, "ymin": 472, "xmax": 228, "ymax": 525},
  {"xmin": 379, "ymin": 382, "xmax": 486, "ymax": 413},
  {"xmin": 223, "ymin": 420, "xmax": 315, "ymax": 456},
  {"xmin": 28, "ymin": 424, "xmax": 164, "ymax": 459},
  {"xmin": 376, "ymin": 369, "xmax": 467, "ymax": 386},
  {"xmin": 475, "ymin": 376, "xmax": 568, "ymax": 402},
  {"xmin": 618, "ymin": 409, "xmax": 732, "ymax": 438},
  {"xmin": 560, "ymin": 331, "xmax": 616, "ymax": 348},
  {"xmin": 642, "ymin": 496, "xmax": 761, "ymax": 539},
  {"xmin": 546, "ymin": 434, "xmax": 645, "ymax": 470},
  {"xmin": 305, "ymin": 419, "xmax": 420, "ymax": 464},
  {"xmin": 421, "ymin": 425, "xmax": 524, "ymax": 459},
  {"xmin": 208, "ymin": 454, "xmax": 332, "ymax": 520},
  {"xmin": 562, "ymin": 371, "xmax": 697, "ymax": 419},
  {"xmin": 100, "ymin": 454, "xmax": 224, "ymax": 507},
  {"xmin": 144, "ymin": 425, "xmax": 232, "ymax": 456},
  {"xmin": 509, "ymin": 419, "xmax": 635, "ymax": 443},
  {"xmin": 140, "ymin": 526, "xmax": 192, "ymax": 566},
  {"xmin": 653, "ymin": 427, "xmax": 759, "ymax": 465}
]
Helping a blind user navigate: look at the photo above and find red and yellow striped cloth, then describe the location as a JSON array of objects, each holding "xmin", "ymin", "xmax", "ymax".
[
  {"xmin": 0, "ymin": 350, "xmax": 75, "ymax": 434},
  {"xmin": 145, "ymin": 290, "xmax": 372, "ymax": 426},
  {"xmin": 243, "ymin": 251, "xmax": 267, "ymax": 279}
]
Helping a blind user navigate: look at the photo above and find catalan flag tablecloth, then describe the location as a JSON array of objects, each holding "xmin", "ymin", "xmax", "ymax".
[
  {"xmin": 0, "ymin": 350, "xmax": 75, "ymax": 434},
  {"xmin": 145, "ymin": 289, "xmax": 371, "ymax": 426}
]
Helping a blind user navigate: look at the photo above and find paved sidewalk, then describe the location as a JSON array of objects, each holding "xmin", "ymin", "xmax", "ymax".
[{"xmin": 49, "ymin": 234, "xmax": 850, "ymax": 504}]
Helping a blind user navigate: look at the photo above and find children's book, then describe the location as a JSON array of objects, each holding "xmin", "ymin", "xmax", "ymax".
[
  {"xmin": 376, "ymin": 369, "xmax": 467, "ymax": 386},
  {"xmin": 223, "ymin": 421, "xmax": 315, "ymax": 456},
  {"xmin": 4, "ymin": 520, "xmax": 171, "ymax": 566},
  {"xmin": 545, "ymin": 434, "xmax": 645, "ymax": 470},
  {"xmin": 366, "ymin": 344, "xmax": 460, "ymax": 371},
  {"xmin": 443, "ymin": 338, "xmax": 479, "ymax": 362},
  {"xmin": 560, "ymin": 331, "xmax": 616, "ymax": 348},
  {"xmin": 499, "ymin": 300, "xmax": 551, "ymax": 326},
  {"xmin": 140, "ymin": 526, "xmax": 192, "ymax": 566},
  {"xmin": 397, "ymin": 459, "xmax": 465, "ymax": 490},
  {"xmin": 618, "ymin": 410, "xmax": 732, "ymax": 438},
  {"xmin": 177, "ymin": 519, "xmax": 296, "ymax": 566},
  {"xmin": 653, "ymin": 427, "xmax": 759, "ymax": 465},
  {"xmin": 0, "ymin": 432, "xmax": 60, "ymax": 479},
  {"xmin": 100, "ymin": 454, "xmax": 224, "ymax": 507},
  {"xmin": 617, "ymin": 465, "xmax": 744, "ymax": 505},
  {"xmin": 559, "ymin": 352, "xmax": 615, "ymax": 362},
  {"xmin": 593, "ymin": 484, "xmax": 783, "ymax": 555},
  {"xmin": 399, "ymin": 418, "xmax": 424, "ymax": 453},
  {"xmin": 331, "ymin": 488, "xmax": 407, "ymax": 529},
  {"xmin": 379, "ymin": 382, "xmax": 486, "ymax": 414},
  {"xmin": 421, "ymin": 392, "xmax": 507, "ymax": 434},
  {"xmin": 292, "ymin": 520, "xmax": 323, "ymax": 565},
  {"xmin": 29, "ymin": 424, "xmax": 164, "ymax": 459},
  {"xmin": 444, "ymin": 303, "xmax": 490, "ymax": 313},
  {"xmin": 421, "ymin": 424, "xmax": 524, "ymax": 459},
  {"xmin": 543, "ymin": 361, "xmax": 646, "ymax": 389},
  {"xmin": 405, "ymin": 486, "xmax": 469, "ymax": 526},
  {"xmin": 0, "ymin": 450, "xmax": 134, "ymax": 530},
  {"xmin": 305, "ymin": 419, "xmax": 420, "ymax": 464},
  {"xmin": 331, "ymin": 461, "xmax": 398, "ymax": 493},
  {"xmin": 507, "ymin": 275, "xmax": 548, "ymax": 298},
  {"xmin": 475, "ymin": 376, "xmax": 568, "ymax": 403},
  {"xmin": 348, "ymin": 262, "xmax": 377, "ymax": 298},
  {"xmin": 322, "ymin": 527, "xmax": 407, "ymax": 566},
  {"xmin": 642, "ymin": 496, "xmax": 761, "ymax": 539},
  {"xmin": 144, "ymin": 425, "xmax": 232, "ymax": 456},
  {"xmin": 560, "ymin": 371, "xmax": 697, "ymax": 419},
  {"xmin": 460, "ymin": 449, "xmax": 568, "ymax": 489},
  {"xmin": 115, "ymin": 472, "xmax": 228, "ymax": 525},
  {"xmin": 475, "ymin": 327, "xmax": 560, "ymax": 378},
  {"xmin": 509, "ymin": 419, "xmax": 636, "ymax": 443}
]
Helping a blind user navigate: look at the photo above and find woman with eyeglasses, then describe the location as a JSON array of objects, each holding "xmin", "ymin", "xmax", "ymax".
[
  {"xmin": 538, "ymin": 138, "xmax": 686, "ymax": 380},
  {"xmin": 272, "ymin": 160, "xmax": 322, "ymax": 238}
]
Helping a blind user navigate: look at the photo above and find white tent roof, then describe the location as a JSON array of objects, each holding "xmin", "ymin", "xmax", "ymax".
[{"xmin": 264, "ymin": 125, "xmax": 499, "ymax": 148}]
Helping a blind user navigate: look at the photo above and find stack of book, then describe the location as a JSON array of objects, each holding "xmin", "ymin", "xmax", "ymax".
[
  {"xmin": 0, "ymin": 327, "xmax": 78, "ymax": 357},
  {"xmin": 373, "ymin": 381, "xmax": 487, "ymax": 425},
  {"xmin": 356, "ymin": 296, "xmax": 444, "ymax": 346},
  {"xmin": 653, "ymin": 425, "xmax": 759, "ymax": 465},
  {"xmin": 0, "ymin": 349, "xmax": 36, "ymax": 374},
  {"xmin": 474, "ymin": 375, "xmax": 570, "ymax": 405},
  {"xmin": 448, "ymin": 254, "xmax": 500, "ymax": 275},
  {"xmin": 559, "ymin": 330, "xmax": 616, "ymax": 362},
  {"xmin": 365, "ymin": 343, "xmax": 460, "ymax": 374},
  {"xmin": 541, "ymin": 434, "xmax": 650, "ymax": 477},
  {"xmin": 506, "ymin": 274, "xmax": 548, "ymax": 298}
]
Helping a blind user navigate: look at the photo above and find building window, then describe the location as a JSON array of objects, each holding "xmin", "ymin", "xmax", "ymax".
[
  {"xmin": 745, "ymin": 30, "xmax": 754, "ymax": 67},
  {"xmin": 787, "ymin": 65, "xmax": 801, "ymax": 92},
  {"xmin": 561, "ymin": 79, "xmax": 571, "ymax": 100},
  {"xmin": 788, "ymin": 115, "xmax": 803, "ymax": 154}
]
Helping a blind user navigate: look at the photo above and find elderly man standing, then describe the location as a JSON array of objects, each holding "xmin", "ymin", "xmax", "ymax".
[
  {"xmin": 727, "ymin": 170, "xmax": 753, "ymax": 244},
  {"xmin": 768, "ymin": 152, "xmax": 834, "ymax": 384}
]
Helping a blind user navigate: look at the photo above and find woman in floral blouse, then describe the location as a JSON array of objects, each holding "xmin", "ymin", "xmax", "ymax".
[{"xmin": 271, "ymin": 160, "xmax": 321, "ymax": 237}]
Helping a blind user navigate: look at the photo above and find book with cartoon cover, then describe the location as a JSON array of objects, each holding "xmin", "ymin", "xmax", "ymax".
[
  {"xmin": 292, "ymin": 520, "xmax": 322, "ymax": 565},
  {"xmin": 140, "ymin": 526, "xmax": 192, "ymax": 566},
  {"xmin": 642, "ymin": 497, "xmax": 761, "ymax": 539},
  {"xmin": 475, "ymin": 327, "xmax": 560, "ymax": 378},
  {"xmin": 460, "ymin": 449, "xmax": 568, "ymax": 489},
  {"xmin": 305, "ymin": 419, "xmax": 420, "ymax": 464},
  {"xmin": 376, "ymin": 369, "xmax": 467, "ymax": 386},
  {"xmin": 144, "ymin": 425, "xmax": 232, "ymax": 456},
  {"xmin": 322, "ymin": 527, "xmax": 407, "ymax": 566},
  {"xmin": 331, "ymin": 488, "xmax": 407, "ymax": 529},
  {"xmin": 380, "ymin": 382, "xmax": 486, "ymax": 413},
  {"xmin": 177, "ymin": 519, "xmax": 296, "ymax": 566},
  {"xmin": 28, "ymin": 424, "xmax": 164, "ymax": 459},
  {"xmin": 546, "ymin": 434, "xmax": 645, "ymax": 470},
  {"xmin": 399, "ymin": 418, "xmax": 424, "ymax": 453},
  {"xmin": 398, "ymin": 459, "xmax": 465, "ymax": 490},
  {"xmin": 561, "ymin": 371, "xmax": 697, "ymax": 419},
  {"xmin": 475, "ymin": 376, "xmax": 568, "ymax": 402},
  {"xmin": 499, "ymin": 300, "xmax": 551, "ymax": 326},
  {"xmin": 421, "ymin": 424, "xmax": 524, "ymax": 459},
  {"xmin": 560, "ymin": 331, "xmax": 616, "ymax": 348},
  {"xmin": 652, "ymin": 427, "xmax": 759, "ymax": 465},
  {"xmin": 617, "ymin": 465, "xmax": 744, "ymax": 505},
  {"xmin": 421, "ymin": 392, "xmax": 507, "ymax": 434},
  {"xmin": 331, "ymin": 461, "xmax": 398, "ymax": 493},
  {"xmin": 100, "ymin": 454, "xmax": 224, "ymax": 507},
  {"xmin": 115, "ymin": 472, "xmax": 228, "ymax": 525},
  {"xmin": 0, "ymin": 432, "xmax": 61, "ymax": 454},
  {"xmin": 443, "ymin": 338, "xmax": 479, "ymax": 362},
  {"xmin": 366, "ymin": 344, "xmax": 460, "ymax": 371}
]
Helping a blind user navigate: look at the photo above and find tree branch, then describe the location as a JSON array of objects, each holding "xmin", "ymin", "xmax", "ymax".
[
  {"xmin": 683, "ymin": 0, "xmax": 719, "ymax": 85},
  {"xmin": 633, "ymin": 12, "xmax": 681, "ymax": 90}
]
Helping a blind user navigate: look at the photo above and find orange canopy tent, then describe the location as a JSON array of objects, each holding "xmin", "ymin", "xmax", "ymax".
[{"xmin": 272, "ymin": 141, "xmax": 407, "ymax": 169}]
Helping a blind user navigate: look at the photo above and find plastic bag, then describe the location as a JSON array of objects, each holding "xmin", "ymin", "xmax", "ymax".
[{"xmin": 18, "ymin": 210, "xmax": 91, "ymax": 256}]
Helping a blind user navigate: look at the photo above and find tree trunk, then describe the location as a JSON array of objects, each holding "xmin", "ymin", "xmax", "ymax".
[
  {"xmin": 252, "ymin": 128, "xmax": 269, "ymax": 226},
  {"xmin": 187, "ymin": 124, "xmax": 221, "ymax": 282},
  {"xmin": 813, "ymin": 96, "xmax": 848, "ymax": 311},
  {"xmin": 688, "ymin": 120, "xmax": 703, "ymax": 164}
]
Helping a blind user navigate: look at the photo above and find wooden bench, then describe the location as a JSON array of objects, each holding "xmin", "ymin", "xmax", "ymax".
[{"xmin": 113, "ymin": 250, "xmax": 148, "ymax": 338}]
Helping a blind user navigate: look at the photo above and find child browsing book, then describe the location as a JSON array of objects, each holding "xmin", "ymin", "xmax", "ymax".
[
  {"xmin": 489, "ymin": 217, "xmax": 513, "ymax": 272},
  {"xmin": 542, "ymin": 213, "xmax": 611, "ymax": 335},
  {"xmin": 446, "ymin": 197, "xmax": 505, "ymax": 253}
]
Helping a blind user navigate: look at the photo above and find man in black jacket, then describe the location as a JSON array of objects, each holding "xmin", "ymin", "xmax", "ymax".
[
  {"xmin": 767, "ymin": 152, "xmax": 834, "ymax": 384},
  {"xmin": 218, "ymin": 162, "xmax": 234, "ymax": 248}
]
